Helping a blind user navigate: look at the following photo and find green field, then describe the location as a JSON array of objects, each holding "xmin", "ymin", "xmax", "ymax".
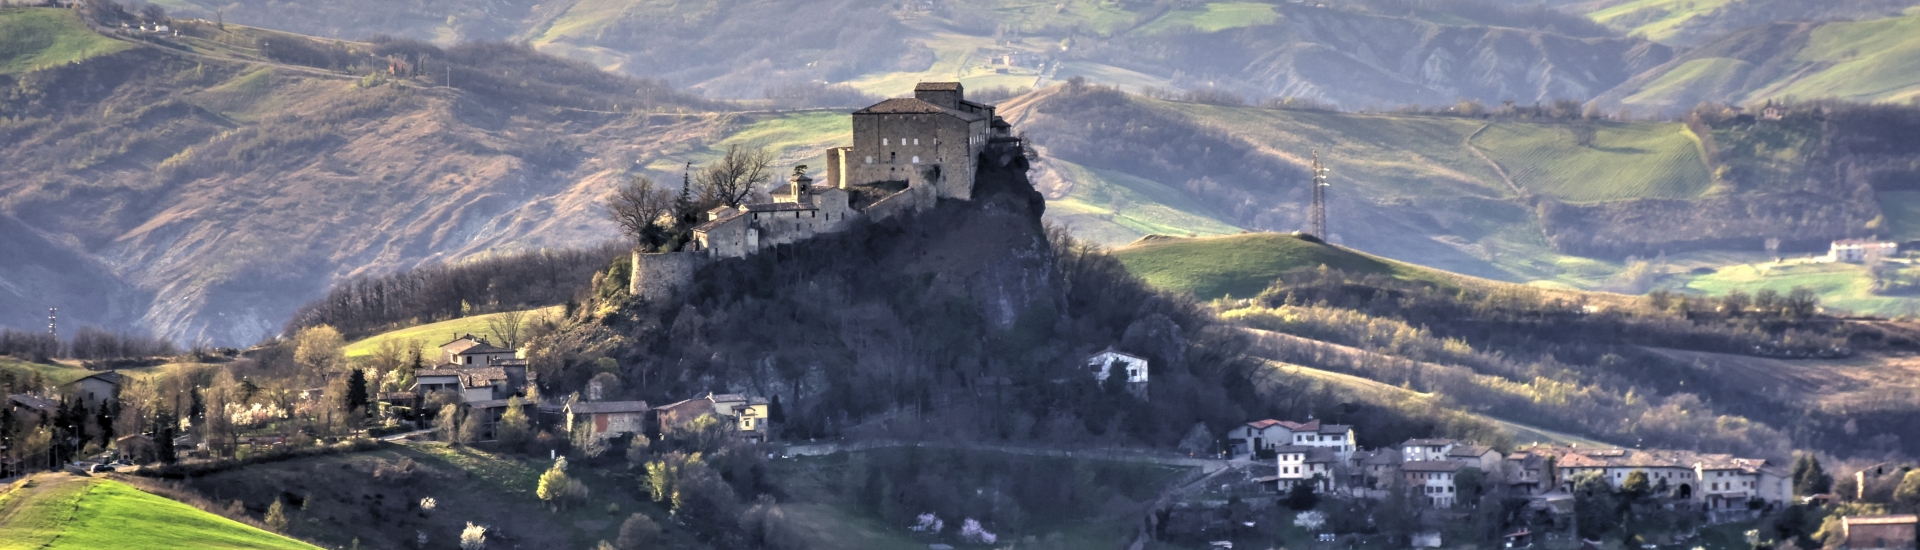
[
  {"xmin": 0, "ymin": 475, "xmax": 317, "ymax": 550},
  {"xmin": 1617, "ymin": 57, "xmax": 1754, "ymax": 108},
  {"xmin": 1112, "ymin": 232, "xmax": 1457, "ymax": 299},
  {"xmin": 0, "ymin": 356, "xmax": 92, "ymax": 386},
  {"xmin": 0, "ymin": 8, "xmax": 132, "ymax": 74},
  {"xmin": 340, "ymin": 306, "xmax": 560, "ymax": 358},
  {"xmin": 1587, "ymin": 0, "xmax": 1735, "ymax": 43},
  {"xmin": 1471, "ymin": 122, "xmax": 1713, "ymax": 203},
  {"xmin": 1679, "ymin": 261, "xmax": 1920, "ymax": 318},
  {"xmin": 1774, "ymin": 14, "xmax": 1920, "ymax": 104},
  {"xmin": 1136, "ymin": 2, "xmax": 1279, "ymax": 34},
  {"xmin": 1044, "ymin": 159, "xmax": 1243, "ymax": 245}
]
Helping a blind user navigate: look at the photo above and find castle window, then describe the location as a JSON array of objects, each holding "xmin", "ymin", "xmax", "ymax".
[
  {"xmin": 914, "ymin": 139, "xmax": 920, "ymax": 145},
  {"xmin": 882, "ymin": 138, "xmax": 888, "ymax": 145},
  {"xmin": 912, "ymin": 156, "xmax": 920, "ymax": 164},
  {"xmin": 865, "ymin": 156, "xmax": 873, "ymax": 164}
]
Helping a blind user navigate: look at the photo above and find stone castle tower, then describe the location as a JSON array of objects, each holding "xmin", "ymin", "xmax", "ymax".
[{"xmin": 631, "ymin": 82, "xmax": 1023, "ymax": 302}]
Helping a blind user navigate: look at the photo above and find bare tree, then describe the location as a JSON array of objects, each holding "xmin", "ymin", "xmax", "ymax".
[
  {"xmin": 696, "ymin": 144, "xmax": 774, "ymax": 208},
  {"xmin": 488, "ymin": 309, "xmax": 527, "ymax": 350},
  {"xmin": 605, "ymin": 174, "xmax": 676, "ymax": 250},
  {"xmin": 140, "ymin": 3, "xmax": 166, "ymax": 23}
]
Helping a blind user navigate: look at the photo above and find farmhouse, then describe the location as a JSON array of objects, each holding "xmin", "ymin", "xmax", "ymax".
[
  {"xmin": 655, "ymin": 392, "xmax": 772, "ymax": 442},
  {"xmin": 439, "ymin": 334, "xmax": 518, "ymax": 366},
  {"xmin": 1841, "ymin": 515, "xmax": 1918, "ymax": 550},
  {"xmin": 1830, "ymin": 239, "xmax": 1898, "ymax": 263},
  {"xmin": 65, "ymin": 371, "xmax": 123, "ymax": 409},
  {"xmin": 1284, "ymin": 419, "xmax": 1356, "ymax": 460},
  {"xmin": 565, "ymin": 401, "xmax": 650, "ymax": 442},
  {"xmin": 1402, "ymin": 438, "xmax": 1457, "ymax": 462},
  {"xmin": 410, "ymin": 335, "xmax": 537, "ymax": 405}
]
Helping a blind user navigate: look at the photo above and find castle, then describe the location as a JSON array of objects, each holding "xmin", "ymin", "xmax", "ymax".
[{"xmin": 632, "ymin": 82, "xmax": 1023, "ymax": 299}]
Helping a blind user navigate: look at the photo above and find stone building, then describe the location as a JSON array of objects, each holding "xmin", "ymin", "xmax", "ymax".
[{"xmin": 632, "ymin": 82, "xmax": 1023, "ymax": 301}]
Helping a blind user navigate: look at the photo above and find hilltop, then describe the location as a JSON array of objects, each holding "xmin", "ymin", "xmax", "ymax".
[{"xmin": 1112, "ymin": 232, "xmax": 1459, "ymax": 300}]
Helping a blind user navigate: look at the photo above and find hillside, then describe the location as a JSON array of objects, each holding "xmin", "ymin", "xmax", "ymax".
[
  {"xmin": 0, "ymin": 8, "xmax": 130, "ymax": 74},
  {"xmin": 1593, "ymin": 11, "xmax": 1920, "ymax": 115},
  {"xmin": 0, "ymin": 474, "xmax": 317, "ymax": 549},
  {"xmin": 1112, "ymin": 233, "xmax": 1454, "ymax": 300},
  {"xmin": 0, "ymin": 9, "xmax": 726, "ymax": 345},
  {"xmin": 140, "ymin": 0, "xmax": 1672, "ymax": 109},
  {"xmin": 1586, "ymin": 0, "xmax": 1914, "ymax": 46}
]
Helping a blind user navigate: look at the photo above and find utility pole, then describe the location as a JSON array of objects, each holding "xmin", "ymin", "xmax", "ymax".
[{"xmin": 1308, "ymin": 150, "xmax": 1330, "ymax": 240}]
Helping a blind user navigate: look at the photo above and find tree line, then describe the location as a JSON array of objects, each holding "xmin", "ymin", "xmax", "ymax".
[{"xmin": 282, "ymin": 243, "xmax": 625, "ymax": 341}]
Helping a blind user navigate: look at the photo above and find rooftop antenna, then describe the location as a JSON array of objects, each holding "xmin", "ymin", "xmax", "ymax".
[{"xmin": 1308, "ymin": 150, "xmax": 1330, "ymax": 240}]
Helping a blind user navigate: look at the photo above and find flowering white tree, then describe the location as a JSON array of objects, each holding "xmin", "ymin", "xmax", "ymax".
[
  {"xmin": 460, "ymin": 522, "xmax": 487, "ymax": 550},
  {"xmin": 960, "ymin": 518, "xmax": 996, "ymax": 544},
  {"xmin": 910, "ymin": 512, "xmax": 944, "ymax": 533},
  {"xmin": 1294, "ymin": 510, "xmax": 1327, "ymax": 530},
  {"xmin": 419, "ymin": 497, "xmax": 437, "ymax": 512}
]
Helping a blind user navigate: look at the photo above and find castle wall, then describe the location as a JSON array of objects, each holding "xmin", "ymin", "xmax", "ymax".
[
  {"xmin": 695, "ymin": 214, "xmax": 756, "ymax": 259},
  {"xmin": 630, "ymin": 250, "xmax": 704, "ymax": 302},
  {"xmin": 847, "ymin": 112, "xmax": 983, "ymax": 201}
]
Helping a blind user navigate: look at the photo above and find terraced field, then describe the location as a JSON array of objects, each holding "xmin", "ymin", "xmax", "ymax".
[
  {"xmin": 1587, "ymin": 0, "xmax": 1736, "ymax": 44},
  {"xmin": 1470, "ymin": 122, "xmax": 1714, "ymax": 203},
  {"xmin": 1773, "ymin": 13, "xmax": 1920, "ymax": 104},
  {"xmin": 1679, "ymin": 262, "xmax": 1920, "ymax": 318},
  {"xmin": 0, "ymin": 8, "xmax": 132, "ymax": 74}
]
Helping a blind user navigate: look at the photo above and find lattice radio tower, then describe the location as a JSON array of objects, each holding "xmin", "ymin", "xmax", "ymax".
[
  {"xmin": 48, "ymin": 307, "xmax": 58, "ymax": 338},
  {"xmin": 1308, "ymin": 150, "xmax": 1330, "ymax": 240}
]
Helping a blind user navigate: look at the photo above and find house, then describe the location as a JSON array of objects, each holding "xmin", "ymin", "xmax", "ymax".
[
  {"xmin": 1355, "ymin": 448, "xmax": 1403, "ymax": 489},
  {"xmin": 413, "ymin": 365, "xmax": 536, "ymax": 403},
  {"xmin": 1085, "ymin": 348, "xmax": 1149, "ymax": 385},
  {"xmin": 690, "ymin": 170, "xmax": 858, "ymax": 259},
  {"xmin": 1283, "ymin": 419, "xmax": 1356, "ymax": 460},
  {"xmin": 655, "ymin": 392, "xmax": 773, "ymax": 442},
  {"xmin": 1505, "ymin": 451, "xmax": 1552, "ymax": 496},
  {"xmin": 1402, "ymin": 438, "xmax": 1457, "ymax": 462},
  {"xmin": 1841, "ymin": 515, "xmax": 1917, "ymax": 550},
  {"xmin": 1447, "ymin": 444, "xmax": 1503, "ymax": 472},
  {"xmin": 1831, "ymin": 240, "xmax": 1898, "ymax": 263},
  {"xmin": 565, "ymin": 401, "xmax": 650, "ymax": 442},
  {"xmin": 115, "ymin": 434, "xmax": 157, "ymax": 464},
  {"xmin": 439, "ymin": 334, "xmax": 518, "ymax": 366},
  {"xmin": 8, "ymin": 393, "xmax": 58, "ymax": 425},
  {"xmin": 1227, "ymin": 419, "xmax": 1290, "ymax": 457},
  {"xmin": 1274, "ymin": 445, "xmax": 1338, "ymax": 493},
  {"xmin": 1403, "ymin": 460, "xmax": 1465, "ymax": 508},
  {"xmin": 65, "ymin": 371, "xmax": 123, "ymax": 409}
]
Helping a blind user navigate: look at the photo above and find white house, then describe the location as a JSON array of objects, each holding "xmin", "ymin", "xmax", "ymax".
[
  {"xmin": 1401, "ymin": 438, "xmax": 1457, "ymax": 462},
  {"xmin": 1402, "ymin": 460, "xmax": 1465, "ymax": 508},
  {"xmin": 1227, "ymin": 419, "xmax": 1291, "ymax": 457},
  {"xmin": 1831, "ymin": 239, "xmax": 1898, "ymax": 263},
  {"xmin": 1274, "ymin": 445, "xmax": 1338, "ymax": 493},
  {"xmin": 1285, "ymin": 419, "xmax": 1357, "ymax": 460},
  {"xmin": 439, "ymin": 334, "xmax": 518, "ymax": 365},
  {"xmin": 1086, "ymin": 348, "xmax": 1149, "ymax": 385}
]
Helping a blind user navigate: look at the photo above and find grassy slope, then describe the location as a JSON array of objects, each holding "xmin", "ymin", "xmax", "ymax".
[
  {"xmin": 0, "ymin": 356, "xmax": 93, "ymax": 386},
  {"xmin": 1679, "ymin": 262, "xmax": 1920, "ymax": 317},
  {"xmin": 1042, "ymin": 159, "xmax": 1243, "ymax": 245},
  {"xmin": 1259, "ymin": 359, "xmax": 1610, "ymax": 448},
  {"xmin": 0, "ymin": 475, "xmax": 317, "ymax": 550},
  {"xmin": 1471, "ymin": 121, "xmax": 1714, "ymax": 203},
  {"xmin": 1587, "ymin": 0, "xmax": 1736, "ymax": 43},
  {"xmin": 1772, "ymin": 14, "xmax": 1920, "ymax": 104},
  {"xmin": 340, "ymin": 305, "xmax": 561, "ymax": 358},
  {"xmin": 0, "ymin": 8, "xmax": 132, "ymax": 74},
  {"xmin": 1113, "ymin": 232, "xmax": 1478, "ymax": 300},
  {"xmin": 1135, "ymin": 2, "xmax": 1279, "ymax": 34}
]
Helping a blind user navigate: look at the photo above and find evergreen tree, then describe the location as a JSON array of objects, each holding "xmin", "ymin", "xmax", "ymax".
[
  {"xmin": 345, "ymin": 369, "xmax": 370, "ymax": 415},
  {"xmin": 153, "ymin": 410, "xmax": 176, "ymax": 464},
  {"xmin": 1792, "ymin": 454, "xmax": 1833, "ymax": 496}
]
